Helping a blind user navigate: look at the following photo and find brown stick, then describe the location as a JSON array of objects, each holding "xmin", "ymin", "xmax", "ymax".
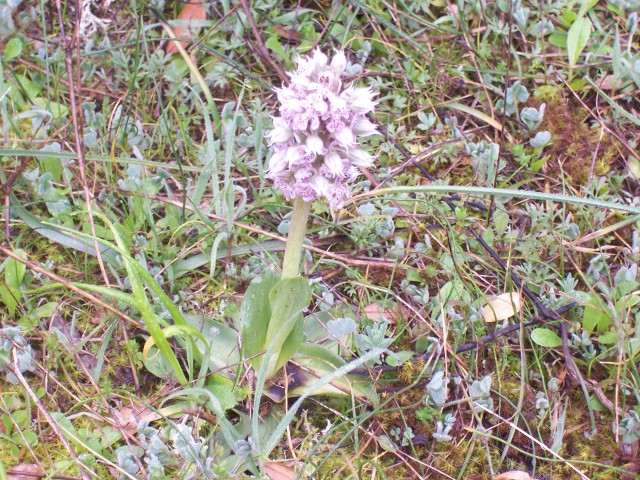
[
  {"xmin": 8, "ymin": 351, "xmax": 95, "ymax": 480},
  {"xmin": 239, "ymin": 0, "xmax": 288, "ymax": 84},
  {"xmin": 2, "ymin": 155, "xmax": 34, "ymax": 239},
  {"xmin": 0, "ymin": 244, "xmax": 142, "ymax": 329},
  {"xmin": 137, "ymin": 191, "xmax": 398, "ymax": 270},
  {"xmin": 55, "ymin": 0, "xmax": 110, "ymax": 288}
]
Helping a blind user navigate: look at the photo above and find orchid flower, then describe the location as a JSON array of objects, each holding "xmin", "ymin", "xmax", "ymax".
[
  {"xmin": 267, "ymin": 49, "xmax": 379, "ymax": 279},
  {"xmin": 267, "ymin": 49, "xmax": 378, "ymax": 209}
]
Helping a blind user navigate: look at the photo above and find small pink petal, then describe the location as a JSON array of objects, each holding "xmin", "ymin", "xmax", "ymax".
[
  {"xmin": 333, "ymin": 127, "xmax": 355, "ymax": 148},
  {"xmin": 349, "ymin": 149, "xmax": 374, "ymax": 167},
  {"xmin": 352, "ymin": 117, "xmax": 378, "ymax": 137},
  {"xmin": 324, "ymin": 151, "xmax": 344, "ymax": 176},
  {"xmin": 305, "ymin": 134, "xmax": 325, "ymax": 155},
  {"xmin": 331, "ymin": 50, "xmax": 347, "ymax": 75}
]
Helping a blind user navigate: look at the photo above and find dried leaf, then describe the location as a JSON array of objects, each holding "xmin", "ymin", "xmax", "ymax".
[
  {"xmin": 264, "ymin": 462, "xmax": 296, "ymax": 480},
  {"xmin": 363, "ymin": 301, "xmax": 405, "ymax": 324},
  {"xmin": 272, "ymin": 25, "xmax": 303, "ymax": 42},
  {"xmin": 7, "ymin": 464, "xmax": 45, "ymax": 480},
  {"xmin": 113, "ymin": 402, "xmax": 161, "ymax": 435},
  {"xmin": 597, "ymin": 74, "xmax": 623, "ymax": 91},
  {"xmin": 494, "ymin": 471, "xmax": 536, "ymax": 480},
  {"xmin": 165, "ymin": 1, "xmax": 207, "ymax": 54},
  {"xmin": 482, "ymin": 292, "xmax": 522, "ymax": 323}
]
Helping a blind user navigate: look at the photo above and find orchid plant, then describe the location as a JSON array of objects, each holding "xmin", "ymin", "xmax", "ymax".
[
  {"xmin": 240, "ymin": 49, "xmax": 379, "ymax": 401},
  {"xmin": 268, "ymin": 48, "xmax": 378, "ymax": 278}
]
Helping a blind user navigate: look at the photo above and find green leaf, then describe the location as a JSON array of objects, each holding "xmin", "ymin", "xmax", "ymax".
[
  {"xmin": 606, "ymin": 2, "xmax": 622, "ymax": 14},
  {"xmin": 240, "ymin": 269, "xmax": 280, "ymax": 371},
  {"xmin": 386, "ymin": 350, "xmax": 414, "ymax": 367},
  {"xmin": 596, "ymin": 331, "xmax": 618, "ymax": 345},
  {"xmin": 276, "ymin": 317, "xmax": 304, "ymax": 373},
  {"xmin": 549, "ymin": 32, "xmax": 568, "ymax": 49},
  {"xmin": 13, "ymin": 74, "xmax": 41, "ymax": 100},
  {"xmin": 205, "ymin": 375, "xmax": 238, "ymax": 411},
  {"xmin": 44, "ymin": 158, "xmax": 64, "ymax": 184},
  {"xmin": 612, "ymin": 26, "xmax": 621, "ymax": 80},
  {"xmin": 4, "ymin": 37, "xmax": 23, "ymax": 61},
  {"xmin": 437, "ymin": 279, "xmax": 470, "ymax": 306},
  {"xmin": 530, "ymin": 328, "xmax": 563, "ymax": 348},
  {"xmin": 0, "ymin": 288, "xmax": 18, "ymax": 316},
  {"xmin": 405, "ymin": 269, "xmax": 422, "ymax": 283},
  {"xmin": 1, "ymin": 250, "xmax": 26, "ymax": 316},
  {"xmin": 34, "ymin": 302, "xmax": 58, "ymax": 319},
  {"xmin": 560, "ymin": 9, "xmax": 578, "ymax": 27},
  {"xmin": 20, "ymin": 430, "xmax": 38, "ymax": 447},
  {"xmin": 32, "ymin": 98, "xmax": 69, "ymax": 118},
  {"xmin": 416, "ymin": 337, "xmax": 432, "ymax": 353},
  {"xmin": 263, "ymin": 276, "xmax": 312, "ymax": 378},
  {"xmin": 4, "ymin": 249, "xmax": 26, "ymax": 292},
  {"xmin": 264, "ymin": 343, "xmax": 377, "ymax": 403},
  {"xmin": 265, "ymin": 35, "xmax": 287, "ymax": 62},
  {"xmin": 531, "ymin": 155, "xmax": 549, "ymax": 172},
  {"xmin": 588, "ymin": 395, "xmax": 607, "ymax": 412},
  {"xmin": 141, "ymin": 344, "xmax": 176, "ymax": 379},
  {"xmin": 99, "ymin": 426, "xmax": 122, "ymax": 450},
  {"xmin": 577, "ymin": 0, "xmax": 599, "ymax": 18},
  {"xmin": 582, "ymin": 295, "xmax": 612, "ymax": 333},
  {"xmin": 183, "ymin": 313, "xmax": 240, "ymax": 373},
  {"xmin": 493, "ymin": 209, "xmax": 509, "ymax": 237},
  {"xmin": 567, "ymin": 16, "xmax": 592, "ymax": 67}
]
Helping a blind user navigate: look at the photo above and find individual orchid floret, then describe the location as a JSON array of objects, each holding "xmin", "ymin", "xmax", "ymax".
[{"xmin": 267, "ymin": 49, "xmax": 378, "ymax": 208}]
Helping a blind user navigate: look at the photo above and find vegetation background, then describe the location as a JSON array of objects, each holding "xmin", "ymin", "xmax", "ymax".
[{"xmin": 0, "ymin": 0, "xmax": 639, "ymax": 479}]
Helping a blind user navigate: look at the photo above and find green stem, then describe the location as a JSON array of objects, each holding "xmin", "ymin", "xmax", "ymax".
[{"xmin": 281, "ymin": 197, "xmax": 312, "ymax": 279}]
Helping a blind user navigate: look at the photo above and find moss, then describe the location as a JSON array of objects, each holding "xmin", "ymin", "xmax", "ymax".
[{"xmin": 536, "ymin": 98, "xmax": 617, "ymax": 185}]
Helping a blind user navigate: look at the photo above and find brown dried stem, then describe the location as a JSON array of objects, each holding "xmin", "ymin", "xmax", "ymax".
[{"xmin": 55, "ymin": 0, "xmax": 110, "ymax": 288}]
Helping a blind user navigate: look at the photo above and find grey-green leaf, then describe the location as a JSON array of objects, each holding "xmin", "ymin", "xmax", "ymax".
[{"xmin": 327, "ymin": 317, "xmax": 357, "ymax": 340}]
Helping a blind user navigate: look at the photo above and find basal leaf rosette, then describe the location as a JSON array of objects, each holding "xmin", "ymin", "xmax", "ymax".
[{"xmin": 267, "ymin": 49, "xmax": 378, "ymax": 209}]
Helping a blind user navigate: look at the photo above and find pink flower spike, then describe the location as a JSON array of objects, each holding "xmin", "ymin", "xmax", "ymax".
[{"xmin": 266, "ymin": 49, "xmax": 379, "ymax": 208}]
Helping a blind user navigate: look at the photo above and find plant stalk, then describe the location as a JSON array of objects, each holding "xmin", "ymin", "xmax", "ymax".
[{"xmin": 281, "ymin": 197, "xmax": 312, "ymax": 279}]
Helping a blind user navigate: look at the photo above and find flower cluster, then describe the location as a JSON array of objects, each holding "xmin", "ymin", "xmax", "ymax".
[{"xmin": 267, "ymin": 49, "xmax": 378, "ymax": 208}]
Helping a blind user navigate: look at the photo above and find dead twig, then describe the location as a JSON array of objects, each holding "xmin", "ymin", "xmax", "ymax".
[
  {"xmin": 8, "ymin": 350, "xmax": 94, "ymax": 480},
  {"xmin": 0, "ymin": 244, "xmax": 142, "ymax": 329},
  {"xmin": 55, "ymin": 0, "xmax": 110, "ymax": 288},
  {"xmin": 238, "ymin": 0, "xmax": 288, "ymax": 84},
  {"xmin": 1, "ymin": 155, "xmax": 33, "ymax": 240},
  {"xmin": 372, "ymin": 113, "xmax": 582, "ymax": 383},
  {"xmin": 467, "ymin": 226, "xmax": 581, "ymax": 384},
  {"xmin": 454, "ymin": 302, "xmax": 577, "ymax": 354}
]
